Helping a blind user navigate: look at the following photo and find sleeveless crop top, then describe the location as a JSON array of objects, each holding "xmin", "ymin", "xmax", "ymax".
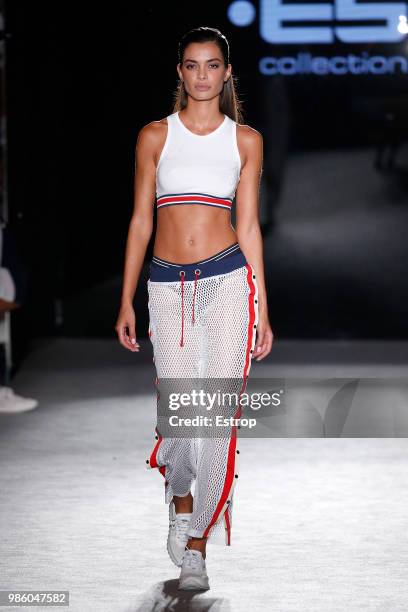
[{"xmin": 155, "ymin": 111, "xmax": 241, "ymax": 211}]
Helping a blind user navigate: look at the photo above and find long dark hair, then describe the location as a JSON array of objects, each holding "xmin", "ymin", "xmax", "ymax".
[{"xmin": 173, "ymin": 26, "xmax": 244, "ymax": 125}]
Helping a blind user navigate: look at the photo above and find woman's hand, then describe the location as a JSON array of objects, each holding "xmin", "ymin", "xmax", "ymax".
[
  {"xmin": 115, "ymin": 303, "xmax": 141, "ymax": 352},
  {"xmin": 253, "ymin": 312, "xmax": 274, "ymax": 361}
]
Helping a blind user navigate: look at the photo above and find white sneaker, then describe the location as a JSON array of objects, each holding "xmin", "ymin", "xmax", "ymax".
[
  {"xmin": 178, "ymin": 548, "xmax": 210, "ymax": 591},
  {"xmin": 167, "ymin": 500, "xmax": 192, "ymax": 567},
  {"xmin": 0, "ymin": 387, "xmax": 38, "ymax": 413}
]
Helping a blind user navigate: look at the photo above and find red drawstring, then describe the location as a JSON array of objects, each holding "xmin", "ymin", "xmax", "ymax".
[
  {"xmin": 179, "ymin": 269, "xmax": 201, "ymax": 347},
  {"xmin": 179, "ymin": 271, "xmax": 185, "ymax": 347},
  {"xmin": 192, "ymin": 269, "xmax": 201, "ymax": 324}
]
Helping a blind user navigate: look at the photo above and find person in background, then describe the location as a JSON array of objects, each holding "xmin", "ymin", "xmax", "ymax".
[{"xmin": 0, "ymin": 216, "xmax": 38, "ymax": 413}]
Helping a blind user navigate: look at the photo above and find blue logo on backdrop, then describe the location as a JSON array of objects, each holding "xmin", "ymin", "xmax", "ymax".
[{"xmin": 227, "ymin": 0, "xmax": 408, "ymax": 74}]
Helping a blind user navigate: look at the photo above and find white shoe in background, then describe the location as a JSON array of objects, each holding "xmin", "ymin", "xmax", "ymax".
[
  {"xmin": 0, "ymin": 387, "xmax": 38, "ymax": 413},
  {"xmin": 178, "ymin": 548, "xmax": 210, "ymax": 591}
]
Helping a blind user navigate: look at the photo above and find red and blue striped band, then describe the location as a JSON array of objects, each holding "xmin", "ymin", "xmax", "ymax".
[{"xmin": 156, "ymin": 192, "xmax": 233, "ymax": 211}]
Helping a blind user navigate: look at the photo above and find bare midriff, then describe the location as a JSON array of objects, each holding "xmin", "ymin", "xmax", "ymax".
[{"xmin": 153, "ymin": 205, "xmax": 238, "ymax": 264}]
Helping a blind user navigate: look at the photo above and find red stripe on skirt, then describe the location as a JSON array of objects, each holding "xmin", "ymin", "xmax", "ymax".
[
  {"xmin": 243, "ymin": 264, "xmax": 257, "ymax": 379},
  {"xmin": 148, "ymin": 429, "xmax": 163, "ymax": 468},
  {"xmin": 224, "ymin": 505, "xmax": 231, "ymax": 545},
  {"xmin": 203, "ymin": 265, "xmax": 257, "ymax": 541}
]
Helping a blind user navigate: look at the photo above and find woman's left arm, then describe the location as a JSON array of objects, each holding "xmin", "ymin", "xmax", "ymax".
[{"xmin": 235, "ymin": 126, "xmax": 274, "ymax": 361}]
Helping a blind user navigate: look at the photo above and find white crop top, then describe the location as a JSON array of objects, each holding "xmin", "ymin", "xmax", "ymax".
[{"xmin": 155, "ymin": 111, "xmax": 241, "ymax": 211}]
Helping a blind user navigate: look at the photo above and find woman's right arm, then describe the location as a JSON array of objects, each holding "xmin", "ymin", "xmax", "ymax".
[{"xmin": 115, "ymin": 123, "xmax": 158, "ymax": 352}]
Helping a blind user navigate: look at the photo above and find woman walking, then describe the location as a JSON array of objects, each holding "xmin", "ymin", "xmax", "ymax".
[{"xmin": 116, "ymin": 26, "xmax": 273, "ymax": 590}]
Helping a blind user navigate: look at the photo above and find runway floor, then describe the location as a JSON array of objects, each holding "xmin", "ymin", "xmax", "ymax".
[{"xmin": 1, "ymin": 337, "xmax": 408, "ymax": 611}]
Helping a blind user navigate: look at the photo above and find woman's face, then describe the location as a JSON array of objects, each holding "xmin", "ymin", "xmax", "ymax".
[{"xmin": 177, "ymin": 41, "xmax": 231, "ymax": 100}]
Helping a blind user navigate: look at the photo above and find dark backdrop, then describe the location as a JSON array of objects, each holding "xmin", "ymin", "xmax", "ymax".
[{"xmin": 4, "ymin": 2, "xmax": 408, "ymax": 367}]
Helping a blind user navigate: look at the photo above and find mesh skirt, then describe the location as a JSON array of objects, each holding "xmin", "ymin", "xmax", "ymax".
[{"xmin": 145, "ymin": 242, "xmax": 259, "ymax": 545}]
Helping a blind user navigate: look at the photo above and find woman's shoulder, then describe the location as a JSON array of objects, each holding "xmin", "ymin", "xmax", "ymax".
[
  {"xmin": 139, "ymin": 116, "xmax": 169, "ymax": 136},
  {"xmin": 236, "ymin": 123, "xmax": 263, "ymax": 156},
  {"xmin": 236, "ymin": 122, "xmax": 263, "ymax": 140},
  {"xmin": 136, "ymin": 116, "xmax": 169, "ymax": 149}
]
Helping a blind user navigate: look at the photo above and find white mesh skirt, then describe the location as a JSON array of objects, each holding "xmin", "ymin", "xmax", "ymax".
[{"xmin": 145, "ymin": 242, "xmax": 259, "ymax": 545}]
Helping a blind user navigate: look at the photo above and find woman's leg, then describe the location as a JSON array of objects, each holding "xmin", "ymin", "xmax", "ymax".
[
  {"xmin": 173, "ymin": 491, "xmax": 194, "ymax": 513},
  {"xmin": 185, "ymin": 264, "xmax": 259, "ymax": 551},
  {"xmin": 147, "ymin": 280, "xmax": 202, "ymax": 507}
]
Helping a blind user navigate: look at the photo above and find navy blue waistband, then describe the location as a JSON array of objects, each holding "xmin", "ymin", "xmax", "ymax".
[{"xmin": 149, "ymin": 242, "xmax": 247, "ymax": 281}]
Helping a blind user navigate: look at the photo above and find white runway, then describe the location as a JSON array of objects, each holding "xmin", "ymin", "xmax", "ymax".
[{"xmin": 1, "ymin": 338, "xmax": 408, "ymax": 611}]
